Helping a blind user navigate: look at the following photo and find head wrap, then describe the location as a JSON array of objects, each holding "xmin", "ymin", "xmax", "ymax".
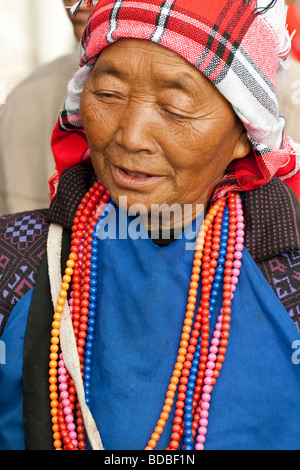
[{"xmin": 50, "ymin": 0, "xmax": 300, "ymax": 199}]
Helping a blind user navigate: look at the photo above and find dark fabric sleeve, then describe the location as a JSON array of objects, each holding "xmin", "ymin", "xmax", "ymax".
[
  {"xmin": 0, "ymin": 209, "xmax": 49, "ymax": 336},
  {"xmin": 257, "ymin": 251, "xmax": 300, "ymax": 332}
]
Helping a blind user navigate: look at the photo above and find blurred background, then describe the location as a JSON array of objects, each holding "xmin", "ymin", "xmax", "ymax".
[
  {"xmin": 0, "ymin": 0, "xmax": 89, "ymax": 215},
  {"xmin": 0, "ymin": 0, "xmax": 76, "ymax": 99}
]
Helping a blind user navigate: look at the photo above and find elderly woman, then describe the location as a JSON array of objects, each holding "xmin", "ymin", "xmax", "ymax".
[{"xmin": 0, "ymin": 0, "xmax": 299, "ymax": 451}]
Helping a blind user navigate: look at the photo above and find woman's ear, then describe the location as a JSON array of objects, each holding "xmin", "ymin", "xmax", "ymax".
[{"xmin": 231, "ymin": 125, "xmax": 252, "ymax": 162}]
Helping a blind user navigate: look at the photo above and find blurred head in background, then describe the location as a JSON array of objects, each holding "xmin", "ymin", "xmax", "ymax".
[{"xmin": 63, "ymin": 0, "xmax": 93, "ymax": 41}]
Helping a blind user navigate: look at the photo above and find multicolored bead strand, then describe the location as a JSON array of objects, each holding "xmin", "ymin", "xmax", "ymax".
[
  {"xmin": 146, "ymin": 193, "xmax": 244, "ymax": 450},
  {"xmin": 83, "ymin": 200, "xmax": 116, "ymax": 407},
  {"xmin": 182, "ymin": 204, "xmax": 230, "ymax": 450},
  {"xmin": 165, "ymin": 200, "xmax": 228, "ymax": 450},
  {"xmin": 194, "ymin": 193, "xmax": 244, "ymax": 450},
  {"xmin": 145, "ymin": 197, "xmax": 225, "ymax": 451},
  {"xmin": 49, "ymin": 181, "xmax": 109, "ymax": 450}
]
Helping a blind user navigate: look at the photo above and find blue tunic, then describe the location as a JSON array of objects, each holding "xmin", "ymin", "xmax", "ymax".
[{"xmin": 0, "ymin": 208, "xmax": 300, "ymax": 450}]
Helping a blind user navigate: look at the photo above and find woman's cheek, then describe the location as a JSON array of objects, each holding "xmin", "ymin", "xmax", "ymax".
[
  {"xmin": 81, "ymin": 101, "xmax": 103, "ymax": 130},
  {"xmin": 80, "ymin": 91, "xmax": 114, "ymax": 138}
]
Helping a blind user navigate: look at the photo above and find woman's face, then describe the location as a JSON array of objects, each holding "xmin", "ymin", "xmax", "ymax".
[{"xmin": 80, "ymin": 39, "xmax": 250, "ymax": 214}]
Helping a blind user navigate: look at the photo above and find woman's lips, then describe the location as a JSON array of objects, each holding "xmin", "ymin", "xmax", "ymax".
[{"xmin": 110, "ymin": 164, "xmax": 164, "ymax": 189}]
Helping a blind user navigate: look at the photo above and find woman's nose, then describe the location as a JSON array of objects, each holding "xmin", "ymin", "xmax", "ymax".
[{"xmin": 113, "ymin": 100, "xmax": 158, "ymax": 154}]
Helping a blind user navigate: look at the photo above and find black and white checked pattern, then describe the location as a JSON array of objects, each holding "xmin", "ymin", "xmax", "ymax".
[
  {"xmin": 107, "ymin": 0, "xmax": 124, "ymax": 44},
  {"xmin": 150, "ymin": 0, "xmax": 176, "ymax": 43}
]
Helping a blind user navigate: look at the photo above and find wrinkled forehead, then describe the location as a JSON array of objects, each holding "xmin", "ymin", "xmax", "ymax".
[{"xmin": 88, "ymin": 37, "xmax": 226, "ymax": 104}]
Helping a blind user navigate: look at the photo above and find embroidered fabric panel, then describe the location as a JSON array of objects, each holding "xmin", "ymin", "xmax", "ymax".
[
  {"xmin": 257, "ymin": 251, "xmax": 300, "ymax": 332},
  {"xmin": 0, "ymin": 210, "xmax": 49, "ymax": 335}
]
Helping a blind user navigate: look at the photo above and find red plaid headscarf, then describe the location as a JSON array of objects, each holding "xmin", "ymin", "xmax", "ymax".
[{"xmin": 50, "ymin": 0, "xmax": 300, "ymax": 199}]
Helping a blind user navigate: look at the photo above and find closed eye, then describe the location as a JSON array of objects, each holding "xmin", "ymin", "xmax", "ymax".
[
  {"xmin": 163, "ymin": 107, "xmax": 189, "ymax": 121},
  {"xmin": 94, "ymin": 91, "xmax": 124, "ymax": 101}
]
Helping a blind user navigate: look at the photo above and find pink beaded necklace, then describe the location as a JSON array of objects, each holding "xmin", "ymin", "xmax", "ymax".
[{"xmin": 49, "ymin": 184, "xmax": 244, "ymax": 450}]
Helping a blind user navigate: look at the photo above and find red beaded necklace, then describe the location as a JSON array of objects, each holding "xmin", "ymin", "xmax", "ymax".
[{"xmin": 49, "ymin": 182, "xmax": 243, "ymax": 450}]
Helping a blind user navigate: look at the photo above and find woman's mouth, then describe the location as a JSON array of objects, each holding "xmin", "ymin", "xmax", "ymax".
[{"xmin": 110, "ymin": 164, "xmax": 164, "ymax": 189}]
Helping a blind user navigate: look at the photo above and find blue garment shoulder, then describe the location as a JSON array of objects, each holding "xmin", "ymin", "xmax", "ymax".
[{"xmin": 0, "ymin": 289, "xmax": 33, "ymax": 450}]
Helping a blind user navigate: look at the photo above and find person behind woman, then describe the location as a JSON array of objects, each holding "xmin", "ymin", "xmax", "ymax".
[
  {"xmin": 0, "ymin": 0, "xmax": 299, "ymax": 451},
  {"xmin": 0, "ymin": 0, "xmax": 93, "ymax": 215}
]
